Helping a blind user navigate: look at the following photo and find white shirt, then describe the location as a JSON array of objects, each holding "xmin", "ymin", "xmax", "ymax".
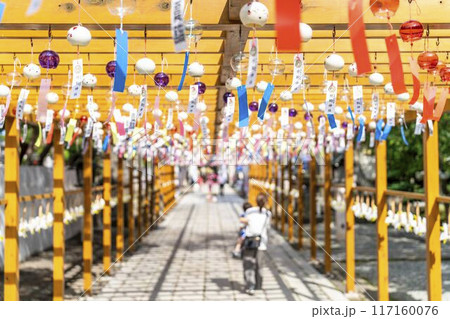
[{"xmin": 245, "ymin": 207, "xmax": 271, "ymax": 250}]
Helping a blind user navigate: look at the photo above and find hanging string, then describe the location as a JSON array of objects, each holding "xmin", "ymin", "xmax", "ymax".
[
  {"xmin": 332, "ymin": 26, "xmax": 336, "ymax": 53},
  {"xmin": 78, "ymin": 0, "xmax": 81, "ymax": 25},
  {"xmin": 120, "ymin": 0, "xmax": 124, "ymax": 32},
  {"xmin": 47, "ymin": 25, "xmax": 52, "ymax": 78},
  {"xmin": 144, "ymin": 26, "xmax": 147, "ymax": 57}
]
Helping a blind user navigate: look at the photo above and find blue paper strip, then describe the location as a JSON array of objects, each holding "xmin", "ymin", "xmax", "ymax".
[
  {"xmin": 103, "ymin": 135, "xmax": 110, "ymax": 152},
  {"xmin": 327, "ymin": 114, "xmax": 337, "ymax": 129},
  {"xmin": 347, "ymin": 106, "xmax": 355, "ymax": 127},
  {"xmin": 178, "ymin": 51, "xmax": 190, "ymax": 91},
  {"xmin": 0, "ymin": 2, "xmax": 5, "ymax": 23},
  {"xmin": 113, "ymin": 29, "xmax": 128, "ymax": 93},
  {"xmin": 400, "ymin": 126, "xmax": 409, "ymax": 146},
  {"xmin": 380, "ymin": 124, "xmax": 392, "ymax": 140},
  {"xmin": 356, "ymin": 117, "xmax": 365, "ymax": 142},
  {"xmin": 375, "ymin": 120, "xmax": 384, "ymax": 141},
  {"xmin": 237, "ymin": 85, "xmax": 249, "ymax": 128},
  {"xmin": 257, "ymin": 83, "xmax": 275, "ymax": 121}
]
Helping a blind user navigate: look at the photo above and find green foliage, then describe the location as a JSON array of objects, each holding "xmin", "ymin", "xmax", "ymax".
[{"xmin": 385, "ymin": 113, "xmax": 450, "ymax": 195}]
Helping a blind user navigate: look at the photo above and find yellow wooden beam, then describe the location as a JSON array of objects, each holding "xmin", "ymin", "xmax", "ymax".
[
  {"xmin": 103, "ymin": 150, "xmax": 112, "ymax": 274},
  {"xmin": 82, "ymin": 139, "xmax": 93, "ymax": 295},
  {"xmin": 4, "ymin": 115, "xmax": 20, "ymax": 301},
  {"xmin": 376, "ymin": 140, "xmax": 389, "ymax": 301},
  {"xmin": 53, "ymin": 127, "xmax": 65, "ymax": 301},
  {"xmin": 345, "ymin": 141, "xmax": 355, "ymax": 293},
  {"xmin": 423, "ymin": 122, "xmax": 442, "ymax": 301}
]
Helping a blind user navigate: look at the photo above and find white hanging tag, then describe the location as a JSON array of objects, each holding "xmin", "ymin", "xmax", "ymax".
[
  {"xmin": 371, "ymin": 92, "xmax": 379, "ymax": 120},
  {"xmin": 0, "ymin": 103, "xmax": 6, "ymax": 128},
  {"xmin": 325, "ymin": 81, "xmax": 338, "ymax": 114},
  {"xmin": 16, "ymin": 88, "xmax": 30, "ymax": 121},
  {"xmin": 291, "ymin": 54, "xmax": 304, "ymax": 93},
  {"xmin": 137, "ymin": 85, "xmax": 147, "ymax": 119},
  {"xmin": 171, "ymin": 0, "xmax": 187, "ymax": 52},
  {"xmin": 353, "ymin": 85, "xmax": 364, "ymax": 114},
  {"xmin": 187, "ymin": 85, "xmax": 199, "ymax": 113},
  {"xmin": 124, "ymin": 116, "xmax": 131, "ymax": 134},
  {"xmin": 166, "ymin": 108, "xmax": 173, "ymax": 129},
  {"xmin": 369, "ymin": 131, "xmax": 375, "ymax": 148},
  {"xmin": 414, "ymin": 113, "xmax": 424, "ymax": 135},
  {"xmin": 200, "ymin": 117, "xmax": 208, "ymax": 136},
  {"xmin": 84, "ymin": 117, "xmax": 93, "ymax": 138},
  {"xmin": 427, "ymin": 120, "xmax": 434, "ymax": 136},
  {"xmin": 59, "ymin": 126, "xmax": 66, "ymax": 145},
  {"xmin": 280, "ymin": 107, "xmax": 289, "ymax": 128},
  {"xmin": 129, "ymin": 109, "xmax": 137, "ymax": 131},
  {"xmin": 44, "ymin": 110, "xmax": 54, "ymax": 132},
  {"xmin": 225, "ymin": 96, "xmax": 235, "ymax": 123},
  {"xmin": 70, "ymin": 59, "xmax": 83, "ymax": 99},
  {"xmin": 346, "ymin": 123, "xmax": 354, "ymax": 140},
  {"xmin": 246, "ymin": 38, "xmax": 258, "ymax": 88},
  {"xmin": 87, "ymin": 95, "xmax": 97, "ymax": 122},
  {"xmin": 386, "ymin": 102, "xmax": 396, "ymax": 127}
]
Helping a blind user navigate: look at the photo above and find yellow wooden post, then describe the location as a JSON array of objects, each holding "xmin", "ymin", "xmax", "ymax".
[
  {"xmin": 423, "ymin": 122, "xmax": 442, "ymax": 301},
  {"xmin": 82, "ymin": 139, "xmax": 93, "ymax": 295},
  {"xmin": 53, "ymin": 128, "xmax": 65, "ymax": 300},
  {"xmin": 345, "ymin": 141, "xmax": 355, "ymax": 293},
  {"xmin": 128, "ymin": 159, "xmax": 135, "ymax": 249},
  {"xmin": 376, "ymin": 140, "xmax": 389, "ymax": 301},
  {"xmin": 154, "ymin": 159, "xmax": 160, "ymax": 222},
  {"xmin": 144, "ymin": 158, "xmax": 150, "ymax": 231},
  {"xmin": 116, "ymin": 156, "xmax": 124, "ymax": 261},
  {"xmin": 309, "ymin": 158, "xmax": 317, "ymax": 260},
  {"xmin": 324, "ymin": 151, "xmax": 332, "ymax": 274},
  {"xmin": 297, "ymin": 162, "xmax": 304, "ymax": 250},
  {"xmin": 280, "ymin": 163, "xmax": 286, "ymax": 234},
  {"xmin": 102, "ymin": 150, "xmax": 112, "ymax": 274},
  {"xmin": 288, "ymin": 160, "xmax": 294, "ymax": 242},
  {"xmin": 138, "ymin": 157, "xmax": 143, "ymax": 240},
  {"xmin": 267, "ymin": 162, "xmax": 273, "ymax": 212},
  {"xmin": 4, "ymin": 115, "xmax": 20, "ymax": 301},
  {"xmin": 273, "ymin": 159, "xmax": 279, "ymax": 228},
  {"xmin": 150, "ymin": 159, "xmax": 156, "ymax": 225}
]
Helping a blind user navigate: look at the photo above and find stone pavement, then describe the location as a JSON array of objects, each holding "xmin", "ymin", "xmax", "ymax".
[{"xmin": 85, "ymin": 187, "xmax": 347, "ymax": 301}]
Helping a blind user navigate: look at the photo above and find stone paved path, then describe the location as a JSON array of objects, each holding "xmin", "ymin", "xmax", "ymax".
[{"xmin": 85, "ymin": 187, "xmax": 347, "ymax": 301}]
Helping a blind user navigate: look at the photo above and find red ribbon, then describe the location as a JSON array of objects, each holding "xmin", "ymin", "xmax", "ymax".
[
  {"xmin": 385, "ymin": 34, "xmax": 407, "ymax": 94},
  {"xmin": 275, "ymin": 0, "xmax": 301, "ymax": 52},
  {"xmin": 432, "ymin": 87, "xmax": 449, "ymax": 121},
  {"xmin": 46, "ymin": 123, "xmax": 54, "ymax": 145},
  {"xmin": 348, "ymin": 0, "xmax": 371, "ymax": 75},
  {"xmin": 421, "ymin": 84, "xmax": 437, "ymax": 124},
  {"xmin": 408, "ymin": 56, "xmax": 421, "ymax": 105}
]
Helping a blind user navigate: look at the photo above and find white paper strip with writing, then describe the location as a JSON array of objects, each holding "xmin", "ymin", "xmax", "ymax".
[
  {"xmin": 246, "ymin": 38, "xmax": 258, "ymax": 89},
  {"xmin": 187, "ymin": 85, "xmax": 199, "ymax": 114},
  {"xmin": 325, "ymin": 81, "xmax": 338, "ymax": 114},
  {"xmin": 171, "ymin": 0, "xmax": 187, "ymax": 52},
  {"xmin": 386, "ymin": 102, "xmax": 396, "ymax": 127},
  {"xmin": 70, "ymin": 59, "xmax": 83, "ymax": 99},
  {"xmin": 291, "ymin": 54, "xmax": 304, "ymax": 93}
]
